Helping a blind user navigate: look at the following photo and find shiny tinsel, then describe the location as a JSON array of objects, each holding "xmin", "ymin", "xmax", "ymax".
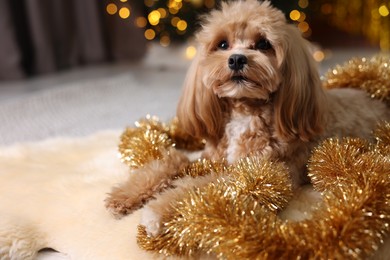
[
  {"xmin": 177, "ymin": 158, "xmax": 228, "ymax": 178},
  {"xmin": 138, "ymin": 123, "xmax": 390, "ymax": 259},
  {"xmin": 118, "ymin": 115, "xmax": 173, "ymax": 169},
  {"xmin": 323, "ymin": 56, "xmax": 390, "ymax": 104},
  {"xmin": 119, "ymin": 115, "xmax": 204, "ymax": 169},
  {"xmin": 138, "ymin": 157, "xmax": 293, "ymax": 257},
  {"xmin": 307, "ymin": 138, "xmax": 371, "ymax": 192},
  {"xmin": 373, "ymin": 121, "xmax": 390, "ymax": 155}
]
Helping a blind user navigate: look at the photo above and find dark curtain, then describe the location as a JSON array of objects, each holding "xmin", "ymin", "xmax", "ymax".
[{"xmin": 0, "ymin": 0, "xmax": 147, "ymax": 80}]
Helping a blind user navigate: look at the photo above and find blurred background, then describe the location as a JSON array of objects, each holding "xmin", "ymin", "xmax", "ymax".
[{"xmin": 0, "ymin": 0, "xmax": 389, "ymax": 145}]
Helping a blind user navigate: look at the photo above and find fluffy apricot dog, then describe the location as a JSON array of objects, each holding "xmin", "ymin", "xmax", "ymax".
[{"xmin": 106, "ymin": 0, "xmax": 390, "ymax": 236}]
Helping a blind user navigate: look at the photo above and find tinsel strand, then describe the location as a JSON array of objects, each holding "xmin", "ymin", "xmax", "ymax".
[
  {"xmin": 373, "ymin": 121, "xmax": 390, "ymax": 155},
  {"xmin": 138, "ymin": 122, "xmax": 390, "ymax": 259},
  {"xmin": 119, "ymin": 115, "xmax": 204, "ymax": 169},
  {"xmin": 323, "ymin": 56, "xmax": 390, "ymax": 104},
  {"xmin": 176, "ymin": 158, "xmax": 228, "ymax": 179},
  {"xmin": 138, "ymin": 157, "xmax": 293, "ymax": 257}
]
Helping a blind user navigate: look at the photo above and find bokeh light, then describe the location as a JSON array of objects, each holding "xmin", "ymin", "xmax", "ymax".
[
  {"xmin": 119, "ymin": 7, "xmax": 130, "ymax": 19},
  {"xmin": 148, "ymin": 10, "xmax": 161, "ymax": 25},
  {"xmin": 144, "ymin": 0, "xmax": 154, "ymax": 7},
  {"xmin": 135, "ymin": 17, "xmax": 148, "ymax": 28},
  {"xmin": 298, "ymin": 21, "xmax": 309, "ymax": 33},
  {"xmin": 176, "ymin": 20, "xmax": 187, "ymax": 31},
  {"xmin": 160, "ymin": 35, "xmax": 171, "ymax": 46},
  {"xmin": 289, "ymin": 10, "xmax": 301, "ymax": 21},
  {"xmin": 205, "ymin": 0, "xmax": 215, "ymax": 9},
  {"xmin": 106, "ymin": 3, "xmax": 118, "ymax": 15},
  {"xmin": 186, "ymin": 46, "xmax": 197, "ymax": 60},
  {"xmin": 298, "ymin": 0, "xmax": 309, "ymax": 9},
  {"xmin": 313, "ymin": 50, "xmax": 325, "ymax": 62},
  {"xmin": 379, "ymin": 5, "xmax": 389, "ymax": 17},
  {"xmin": 145, "ymin": 29, "xmax": 156, "ymax": 40},
  {"xmin": 171, "ymin": 17, "xmax": 180, "ymax": 27},
  {"xmin": 103, "ymin": 0, "xmax": 389, "ymax": 50},
  {"xmin": 158, "ymin": 8, "xmax": 168, "ymax": 18}
]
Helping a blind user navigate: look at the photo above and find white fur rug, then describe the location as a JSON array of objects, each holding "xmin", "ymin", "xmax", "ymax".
[
  {"xmin": 0, "ymin": 131, "xmax": 158, "ymax": 260},
  {"xmin": 0, "ymin": 131, "xmax": 389, "ymax": 259}
]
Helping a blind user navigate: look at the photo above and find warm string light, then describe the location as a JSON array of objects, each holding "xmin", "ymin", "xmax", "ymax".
[
  {"xmin": 104, "ymin": 0, "xmax": 387, "ymax": 55},
  {"xmin": 288, "ymin": 0, "xmax": 312, "ymax": 38},
  {"xmin": 119, "ymin": 7, "xmax": 130, "ymax": 19},
  {"xmin": 104, "ymin": 0, "xmax": 388, "ymax": 50},
  {"xmin": 105, "ymin": 0, "xmax": 320, "ymax": 64},
  {"xmin": 106, "ymin": 3, "xmax": 118, "ymax": 15},
  {"xmin": 287, "ymin": 2, "xmax": 326, "ymax": 63},
  {"xmin": 105, "ymin": 1, "xmax": 315, "ymax": 47},
  {"xmin": 185, "ymin": 45, "xmax": 197, "ymax": 60},
  {"xmin": 135, "ymin": 0, "xmax": 216, "ymax": 46},
  {"xmin": 313, "ymin": 50, "xmax": 326, "ymax": 62},
  {"xmin": 106, "ymin": 1, "xmax": 131, "ymax": 19},
  {"xmin": 105, "ymin": 0, "xmax": 217, "ymax": 47}
]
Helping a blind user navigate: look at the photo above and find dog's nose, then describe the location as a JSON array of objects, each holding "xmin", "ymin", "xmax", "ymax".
[{"xmin": 228, "ymin": 54, "xmax": 247, "ymax": 71}]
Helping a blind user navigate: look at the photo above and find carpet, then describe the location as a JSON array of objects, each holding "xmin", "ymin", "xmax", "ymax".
[{"xmin": 0, "ymin": 131, "xmax": 157, "ymax": 259}]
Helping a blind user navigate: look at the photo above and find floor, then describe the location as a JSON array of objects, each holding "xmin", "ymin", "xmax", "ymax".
[
  {"xmin": 0, "ymin": 44, "xmax": 191, "ymax": 102},
  {"xmin": 0, "ymin": 44, "xmax": 191, "ymax": 145}
]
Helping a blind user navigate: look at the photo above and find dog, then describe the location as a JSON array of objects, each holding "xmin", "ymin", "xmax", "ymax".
[{"xmin": 105, "ymin": 0, "xmax": 390, "ymax": 236}]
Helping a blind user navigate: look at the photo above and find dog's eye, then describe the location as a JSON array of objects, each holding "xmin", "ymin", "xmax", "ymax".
[
  {"xmin": 217, "ymin": 40, "xmax": 229, "ymax": 50},
  {"xmin": 255, "ymin": 39, "xmax": 272, "ymax": 51}
]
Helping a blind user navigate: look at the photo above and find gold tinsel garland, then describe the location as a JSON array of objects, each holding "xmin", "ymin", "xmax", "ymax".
[
  {"xmin": 138, "ymin": 157, "xmax": 294, "ymax": 257},
  {"xmin": 324, "ymin": 55, "xmax": 390, "ymax": 104},
  {"xmin": 137, "ymin": 127, "xmax": 390, "ymax": 259},
  {"xmin": 117, "ymin": 56, "xmax": 390, "ymax": 259},
  {"xmin": 118, "ymin": 115, "xmax": 205, "ymax": 169}
]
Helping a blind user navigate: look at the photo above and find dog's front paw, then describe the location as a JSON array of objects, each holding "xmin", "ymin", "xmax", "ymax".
[
  {"xmin": 140, "ymin": 207, "xmax": 162, "ymax": 237},
  {"xmin": 105, "ymin": 189, "xmax": 146, "ymax": 219},
  {"xmin": 105, "ymin": 198, "xmax": 133, "ymax": 219}
]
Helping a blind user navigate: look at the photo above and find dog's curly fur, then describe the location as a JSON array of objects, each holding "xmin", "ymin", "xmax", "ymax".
[{"xmin": 106, "ymin": 0, "xmax": 390, "ymax": 235}]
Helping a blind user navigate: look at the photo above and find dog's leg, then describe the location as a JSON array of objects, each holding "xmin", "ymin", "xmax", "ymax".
[
  {"xmin": 105, "ymin": 148, "xmax": 190, "ymax": 218},
  {"xmin": 140, "ymin": 173, "xmax": 220, "ymax": 236}
]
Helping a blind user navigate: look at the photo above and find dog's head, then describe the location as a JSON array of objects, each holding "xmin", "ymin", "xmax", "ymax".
[{"xmin": 177, "ymin": 0, "xmax": 325, "ymax": 142}]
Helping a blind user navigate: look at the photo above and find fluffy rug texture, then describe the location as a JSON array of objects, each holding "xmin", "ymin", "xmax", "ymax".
[
  {"xmin": 0, "ymin": 131, "xmax": 158, "ymax": 259},
  {"xmin": 0, "ymin": 131, "xmax": 389, "ymax": 259}
]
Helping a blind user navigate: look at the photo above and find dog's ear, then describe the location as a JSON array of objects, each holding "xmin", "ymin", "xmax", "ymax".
[
  {"xmin": 176, "ymin": 53, "xmax": 224, "ymax": 141},
  {"xmin": 274, "ymin": 25, "xmax": 326, "ymax": 142}
]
